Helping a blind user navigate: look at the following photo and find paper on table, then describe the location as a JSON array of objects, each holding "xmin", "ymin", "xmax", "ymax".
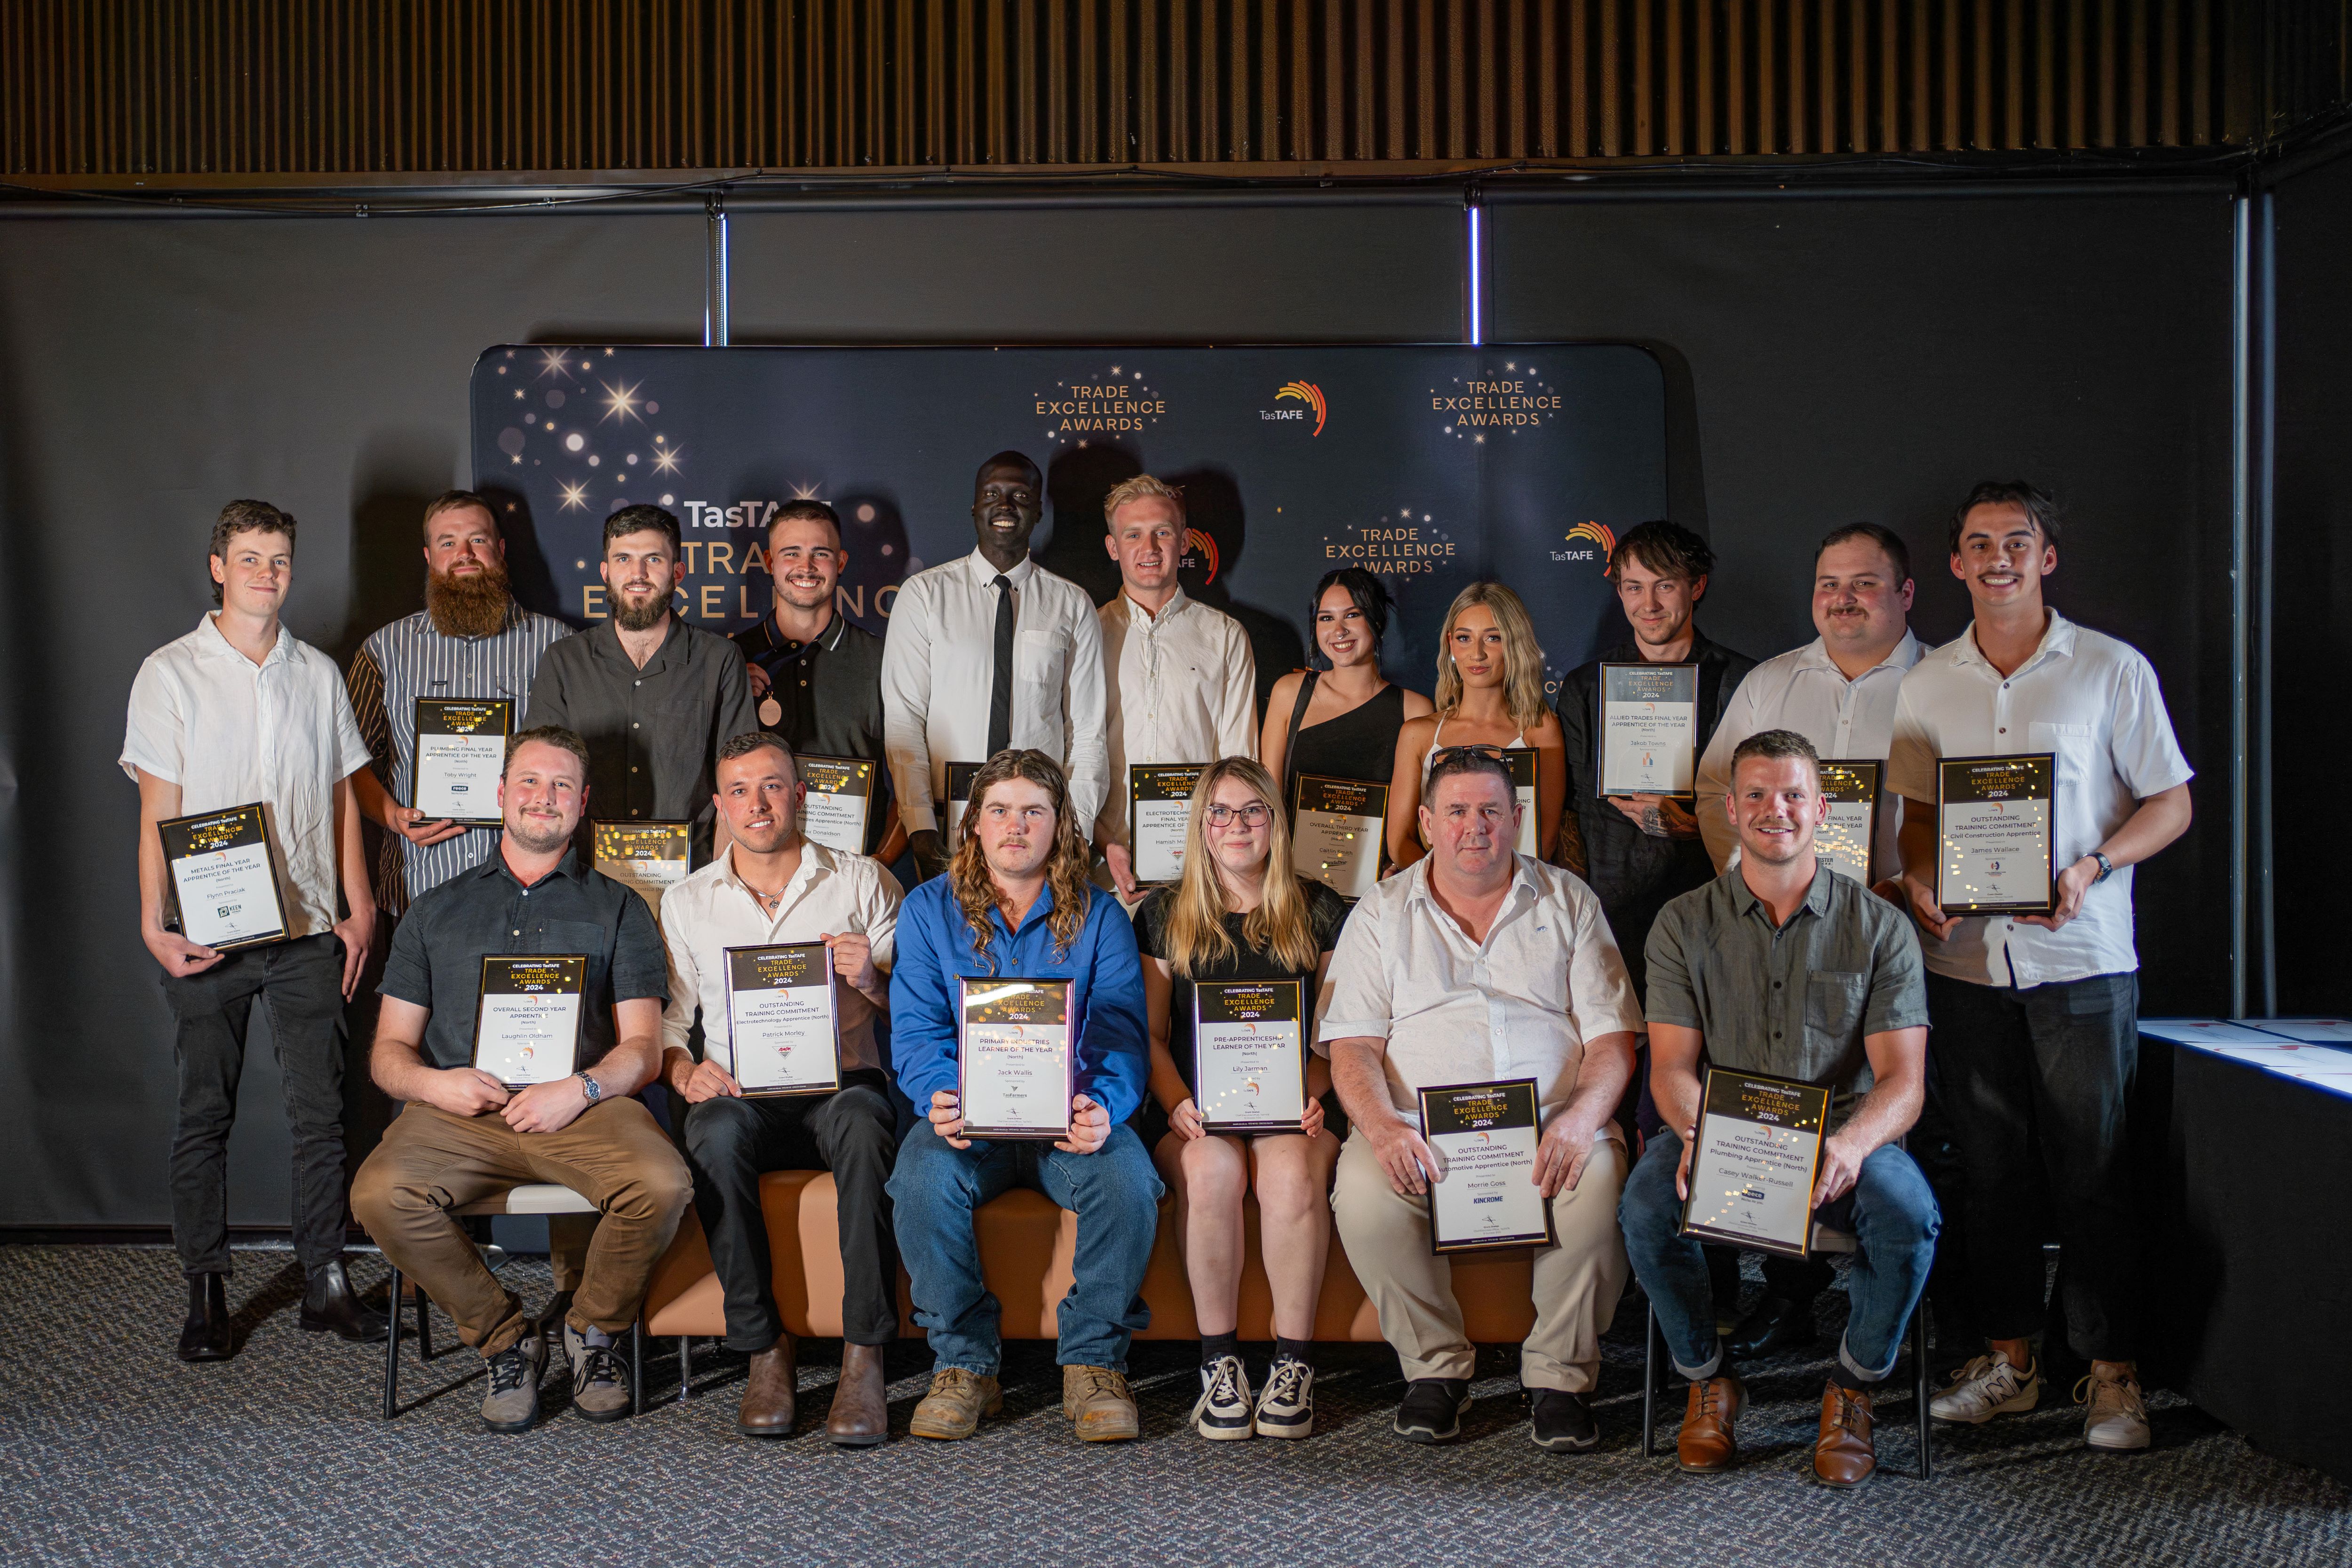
[{"xmin": 2137, "ymin": 1018, "xmax": 2306, "ymax": 1047}]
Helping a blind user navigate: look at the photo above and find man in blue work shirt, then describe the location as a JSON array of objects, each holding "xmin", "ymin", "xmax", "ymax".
[{"xmin": 886, "ymin": 748, "xmax": 1159, "ymax": 1444}]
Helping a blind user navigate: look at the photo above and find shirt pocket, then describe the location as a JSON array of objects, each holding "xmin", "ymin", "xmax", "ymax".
[
  {"xmin": 1804, "ymin": 971, "xmax": 1868, "ymax": 1042},
  {"xmin": 1016, "ymin": 628, "xmax": 1067, "ymax": 688},
  {"xmin": 2027, "ymin": 720, "xmax": 2098, "ymax": 792}
]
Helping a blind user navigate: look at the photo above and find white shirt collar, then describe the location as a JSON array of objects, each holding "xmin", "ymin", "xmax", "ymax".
[
  {"xmin": 194, "ymin": 613, "xmax": 298, "ymax": 669},
  {"xmin": 1401, "ymin": 852, "xmax": 1541, "ymax": 924},
  {"xmin": 964, "ymin": 549, "xmax": 1036, "ymax": 589},
  {"xmin": 716, "ymin": 839, "xmax": 832, "ymax": 904},
  {"xmin": 1119, "ymin": 586, "xmax": 1189, "ymax": 629},
  {"xmin": 1791, "ymin": 628, "xmax": 1921, "ymax": 679},
  {"xmin": 1954, "ymin": 608, "xmax": 2076, "ymax": 673}
]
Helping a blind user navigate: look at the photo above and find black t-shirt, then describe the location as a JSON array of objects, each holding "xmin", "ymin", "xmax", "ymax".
[{"xmin": 1132, "ymin": 878, "xmax": 1350, "ymax": 1101}]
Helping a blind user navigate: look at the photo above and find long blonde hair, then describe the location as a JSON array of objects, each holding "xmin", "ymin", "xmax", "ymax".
[
  {"xmin": 1160, "ymin": 756, "xmax": 1321, "ymax": 978},
  {"xmin": 1431, "ymin": 580, "xmax": 1549, "ymax": 732},
  {"xmin": 949, "ymin": 749, "xmax": 1095, "ymax": 969}
]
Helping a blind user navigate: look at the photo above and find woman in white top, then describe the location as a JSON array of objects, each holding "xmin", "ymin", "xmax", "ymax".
[{"xmin": 1384, "ymin": 581, "xmax": 1567, "ymax": 870}]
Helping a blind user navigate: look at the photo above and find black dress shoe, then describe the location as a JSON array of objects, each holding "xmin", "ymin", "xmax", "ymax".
[
  {"xmin": 1391, "ymin": 1378, "xmax": 1471, "ymax": 1444},
  {"xmin": 1528, "ymin": 1388, "xmax": 1598, "ymax": 1452},
  {"xmin": 298, "ymin": 1258, "xmax": 388, "ymax": 1343},
  {"xmin": 177, "ymin": 1273, "xmax": 234, "ymax": 1362},
  {"xmin": 1726, "ymin": 1295, "xmax": 1819, "ymax": 1359}
]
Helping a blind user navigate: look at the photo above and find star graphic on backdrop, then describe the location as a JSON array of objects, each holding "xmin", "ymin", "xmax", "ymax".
[
  {"xmin": 537, "ymin": 348, "xmax": 576, "ymax": 381},
  {"xmin": 790, "ymin": 482, "xmax": 822, "ymax": 500},
  {"xmin": 651, "ymin": 446, "xmax": 682, "ymax": 475},
  {"xmin": 599, "ymin": 380, "xmax": 644, "ymax": 424},
  {"xmin": 557, "ymin": 480, "xmax": 590, "ymax": 510}
]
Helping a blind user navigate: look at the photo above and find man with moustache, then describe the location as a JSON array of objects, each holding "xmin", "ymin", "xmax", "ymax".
[
  {"xmin": 659, "ymin": 732, "xmax": 903, "ymax": 1444},
  {"xmin": 882, "ymin": 452, "xmax": 1109, "ymax": 884},
  {"xmin": 731, "ymin": 500, "xmax": 903, "ymax": 861}
]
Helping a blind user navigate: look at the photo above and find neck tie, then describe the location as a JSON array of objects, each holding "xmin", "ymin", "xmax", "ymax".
[{"xmin": 987, "ymin": 573, "xmax": 1015, "ymax": 758}]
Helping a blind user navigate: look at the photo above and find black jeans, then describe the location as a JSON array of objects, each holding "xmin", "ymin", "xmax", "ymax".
[
  {"xmin": 157, "ymin": 933, "xmax": 350, "ymax": 1276},
  {"xmin": 1926, "ymin": 969, "xmax": 2141, "ymax": 1361},
  {"xmin": 681, "ymin": 1071, "xmax": 900, "ymax": 1351}
]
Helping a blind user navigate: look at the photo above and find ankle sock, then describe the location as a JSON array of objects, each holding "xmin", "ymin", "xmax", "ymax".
[
  {"xmin": 1832, "ymin": 1365, "xmax": 1875, "ymax": 1393},
  {"xmin": 1200, "ymin": 1331, "xmax": 1240, "ymax": 1369},
  {"xmin": 1273, "ymin": 1336, "xmax": 1315, "ymax": 1370}
]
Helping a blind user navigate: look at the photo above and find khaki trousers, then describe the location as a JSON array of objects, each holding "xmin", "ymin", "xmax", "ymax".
[
  {"xmin": 1333, "ymin": 1127, "xmax": 1629, "ymax": 1393},
  {"xmin": 351, "ymin": 1098, "xmax": 692, "ymax": 1356}
]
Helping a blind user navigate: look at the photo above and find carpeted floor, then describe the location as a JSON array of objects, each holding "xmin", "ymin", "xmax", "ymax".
[{"xmin": 0, "ymin": 1245, "xmax": 2343, "ymax": 1567}]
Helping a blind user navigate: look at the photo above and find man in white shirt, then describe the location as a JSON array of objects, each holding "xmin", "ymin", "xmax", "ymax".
[
  {"xmin": 1093, "ymin": 474, "xmax": 1256, "ymax": 901},
  {"xmin": 1324, "ymin": 748, "xmax": 1640, "ymax": 1453},
  {"xmin": 659, "ymin": 732, "xmax": 902, "ymax": 1447},
  {"xmin": 121, "ymin": 500, "xmax": 384, "ymax": 1361},
  {"xmin": 881, "ymin": 452, "xmax": 1109, "ymax": 883},
  {"xmin": 1691, "ymin": 522, "xmax": 1923, "ymax": 1358},
  {"xmin": 1888, "ymin": 481, "xmax": 2194, "ymax": 1454}
]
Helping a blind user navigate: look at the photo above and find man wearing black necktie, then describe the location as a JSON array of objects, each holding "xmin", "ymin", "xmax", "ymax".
[{"xmin": 882, "ymin": 452, "xmax": 1110, "ymax": 884}]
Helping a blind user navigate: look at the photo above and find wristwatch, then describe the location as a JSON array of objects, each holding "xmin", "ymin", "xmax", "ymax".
[
  {"xmin": 576, "ymin": 1071, "xmax": 603, "ymax": 1106},
  {"xmin": 2088, "ymin": 851, "xmax": 2115, "ymax": 884}
]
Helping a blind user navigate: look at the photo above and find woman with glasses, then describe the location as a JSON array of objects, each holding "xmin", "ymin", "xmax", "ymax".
[
  {"xmin": 1383, "ymin": 581, "xmax": 1567, "ymax": 870},
  {"xmin": 1261, "ymin": 568, "xmax": 1434, "ymax": 812},
  {"xmin": 1134, "ymin": 756, "xmax": 1349, "ymax": 1443}
]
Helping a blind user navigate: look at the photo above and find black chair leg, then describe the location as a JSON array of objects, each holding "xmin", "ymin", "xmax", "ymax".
[
  {"xmin": 678, "ymin": 1337, "xmax": 692, "ymax": 1402},
  {"xmin": 1642, "ymin": 1302, "xmax": 1662, "ymax": 1457},
  {"xmin": 1912, "ymin": 1307, "xmax": 1933, "ymax": 1480},
  {"xmin": 381, "ymin": 1264, "xmax": 404, "ymax": 1419},
  {"xmin": 630, "ymin": 1320, "xmax": 645, "ymax": 1413},
  {"xmin": 414, "ymin": 1284, "xmax": 436, "ymax": 1361}
]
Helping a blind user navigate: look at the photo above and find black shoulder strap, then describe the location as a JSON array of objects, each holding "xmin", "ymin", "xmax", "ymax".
[{"xmin": 1281, "ymin": 669, "xmax": 1319, "ymax": 807}]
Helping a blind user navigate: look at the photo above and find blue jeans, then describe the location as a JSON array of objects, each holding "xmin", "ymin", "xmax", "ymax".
[
  {"xmin": 887, "ymin": 1120, "xmax": 1164, "ymax": 1375},
  {"xmin": 1620, "ymin": 1130, "xmax": 1939, "ymax": 1383}
]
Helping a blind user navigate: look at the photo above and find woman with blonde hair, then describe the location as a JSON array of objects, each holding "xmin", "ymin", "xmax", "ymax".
[
  {"xmin": 1383, "ymin": 581, "xmax": 1567, "ymax": 868},
  {"xmin": 1133, "ymin": 755, "xmax": 1349, "ymax": 1443}
]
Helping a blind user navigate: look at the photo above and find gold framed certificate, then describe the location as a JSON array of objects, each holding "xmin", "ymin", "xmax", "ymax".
[
  {"xmin": 1128, "ymin": 764, "xmax": 1205, "ymax": 887},
  {"xmin": 159, "ymin": 802, "xmax": 289, "ymax": 951},
  {"xmin": 593, "ymin": 820, "xmax": 691, "ymax": 925},
  {"xmin": 1679, "ymin": 1066, "xmax": 1830, "ymax": 1259},
  {"xmin": 795, "ymin": 755, "xmax": 877, "ymax": 857},
  {"xmin": 1815, "ymin": 758, "xmax": 1883, "ymax": 885},
  {"xmin": 943, "ymin": 761, "xmax": 983, "ymax": 852},
  {"xmin": 471, "ymin": 955, "xmax": 586, "ymax": 1089},
  {"xmin": 1419, "ymin": 1078, "xmax": 1553, "ymax": 1255},
  {"xmin": 1597, "ymin": 662, "xmax": 1700, "ymax": 797},
  {"xmin": 411, "ymin": 697, "xmax": 511, "ymax": 826},
  {"xmin": 725, "ymin": 943, "xmax": 842, "ymax": 1097},
  {"xmin": 1193, "ymin": 979, "xmax": 1307, "ymax": 1134},
  {"xmin": 956, "ymin": 977, "xmax": 1074, "ymax": 1139},
  {"xmin": 1936, "ymin": 754, "xmax": 2056, "ymax": 916},
  {"xmin": 1502, "ymin": 748, "xmax": 1541, "ymax": 856},
  {"xmin": 1290, "ymin": 774, "xmax": 1386, "ymax": 900}
]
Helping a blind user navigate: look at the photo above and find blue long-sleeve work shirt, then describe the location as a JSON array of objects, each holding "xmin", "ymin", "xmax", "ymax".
[{"xmin": 888, "ymin": 876, "xmax": 1150, "ymax": 1127}]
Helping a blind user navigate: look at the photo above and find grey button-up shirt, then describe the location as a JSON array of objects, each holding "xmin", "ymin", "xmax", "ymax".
[
  {"xmin": 1643, "ymin": 862, "xmax": 1929, "ymax": 1128},
  {"xmin": 524, "ymin": 616, "xmax": 758, "ymax": 865}
]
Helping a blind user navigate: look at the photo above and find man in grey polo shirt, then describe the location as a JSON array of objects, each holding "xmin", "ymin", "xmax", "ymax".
[{"xmin": 1620, "ymin": 729, "xmax": 1936, "ymax": 1488}]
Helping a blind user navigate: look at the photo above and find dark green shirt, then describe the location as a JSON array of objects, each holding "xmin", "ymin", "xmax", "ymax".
[{"xmin": 1643, "ymin": 862, "xmax": 1928, "ymax": 1127}]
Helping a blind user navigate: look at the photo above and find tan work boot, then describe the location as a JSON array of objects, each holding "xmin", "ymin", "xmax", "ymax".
[
  {"xmin": 561, "ymin": 1321, "xmax": 634, "ymax": 1424},
  {"xmin": 1812, "ymin": 1379, "xmax": 1878, "ymax": 1487},
  {"xmin": 738, "ymin": 1335, "xmax": 797, "ymax": 1438},
  {"xmin": 826, "ymin": 1341, "xmax": 890, "ymax": 1447},
  {"xmin": 1677, "ymin": 1373, "xmax": 1745, "ymax": 1473},
  {"xmin": 908, "ymin": 1367, "xmax": 1003, "ymax": 1441},
  {"xmin": 1063, "ymin": 1364, "xmax": 1140, "ymax": 1442}
]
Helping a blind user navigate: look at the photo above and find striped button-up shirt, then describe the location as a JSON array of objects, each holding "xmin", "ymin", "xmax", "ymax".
[{"xmin": 347, "ymin": 601, "xmax": 570, "ymax": 913}]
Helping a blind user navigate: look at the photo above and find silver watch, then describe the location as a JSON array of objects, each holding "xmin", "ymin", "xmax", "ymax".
[{"xmin": 576, "ymin": 1071, "xmax": 603, "ymax": 1105}]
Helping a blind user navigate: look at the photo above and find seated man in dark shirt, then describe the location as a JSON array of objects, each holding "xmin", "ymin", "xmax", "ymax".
[
  {"xmin": 1618, "ymin": 729, "xmax": 1938, "ymax": 1488},
  {"xmin": 350, "ymin": 725, "xmax": 689, "ymax": 1435}
]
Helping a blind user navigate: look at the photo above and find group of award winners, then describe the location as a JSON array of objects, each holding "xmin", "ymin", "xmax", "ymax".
[{"xmin": 123, "ymin": 450, "xmax": 2192, "ymax": 1488}]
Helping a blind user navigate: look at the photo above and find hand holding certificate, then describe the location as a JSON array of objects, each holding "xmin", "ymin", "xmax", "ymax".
[
  {"xmin": 726, "ymin": 944, "xmax": 842, "ymax": 1096},
  {"xmin": 1291, "ymin": 775, "xmax": 1386, "ymax": 900},
  {"xmin": 1936, "ymin": 754, "xmax": 2055, "ymax": 915},
  {"xmin": 1678, "ymin": 1067, "xmax": 1830, "ymax": 1258},
  {"xmin": 411, "ymin": 698, "xmax": 511, "ymax": 826},
  {"xmin": 956, "ymin": 978, "xmax": 1075, "ymax": 1139},
  {"xmin": 472, "ymin": 956, "xmax": 587, "ymax": 1090},
  {"xmin": 1193, "ymin": 980, "xmax": 1307, "ymax": 1133},
  {"xmin": 159, "ymin": 803, "xmax": 290, "ymax": 951},
  {"xmin": 1418, "ymin": 1079, "xmax": 1554, "ymax": 1254},
  {"xmin": 1597, "ymin": 663, "xmax": 1700, "ymax": 797}
]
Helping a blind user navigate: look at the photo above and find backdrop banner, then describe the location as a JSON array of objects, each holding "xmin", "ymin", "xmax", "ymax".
[{"xmin": 470, "ymin": 344, "xmax": 1666, "ymax": 705}]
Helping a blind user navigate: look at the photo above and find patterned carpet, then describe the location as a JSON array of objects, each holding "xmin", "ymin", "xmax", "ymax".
[{"xmin": 0, "ymin": 1245, "xmax": 2343, "ymax": 1567}]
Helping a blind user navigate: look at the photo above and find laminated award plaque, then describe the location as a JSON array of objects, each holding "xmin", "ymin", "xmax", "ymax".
[
  {"xmin": 957, "ymin": 977, "xmax": 1075, "ymax": 1139},
  {"xmin": 159, "ymin": 803, "xmax": 289, "ymax": 950},
  {"xmin": 725, "ymin": 943, "xmax": 842, "ymax": 1096},
  {"xmin": 592, "ymin": 820, "xmax": 691, "ymax": 925},
  {"xmin": 1815, "ymin": 759, "xmax": 1883, "ymax": 886},
  {"xmin": 1419, "ymin": 1078, "xmax": 1553, "ymax": 1255},
  {"xmin": 1193, "ymin": 979, "xmax": 1307, "ymax": 1134},
  {"xmin": 942, "ymin": 762, "xmax": 983, "ymax": 852},
  {"xmin": 471, "ymin": 955, "xmax": 587, "ymax": 1089},
  {"xmin": 1679, "ymin": 1067, "xmax": 1831, "ymax": 1259},
  {"xmin": 1597, "ymin": 662, "xmax": 1700, "ymax": 797},
  {"xmin": 795, "ymin": 755, "xmax": 877, "ymax": 857},
  {"xmin": 1937, "ymin": 754, "xmax": 2056, "ymax": 916},
  {"xmin": 1290, "ymin": 774, "xmax": 1386, "ymax": 900},
  {"xmin": 1128, "ymin": 764, "xmax": 1205, "ymax": 886},
  {"xmin": 1502, "ymin": 748, "xmax": 1541, "ymax": 857},
  {"xmin": 411, "ymin": 697, "xmax": 511, "ymax": 826}
]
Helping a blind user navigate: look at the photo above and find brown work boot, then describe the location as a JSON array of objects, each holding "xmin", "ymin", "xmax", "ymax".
[
  {"xmin": 1677, "ymin": 1373, "xmax": 1745, "ymax": 1473},
  {"xmin": 826, "ymin": 1341, "xmax": 890, "ymax": 1447},
  {"xmin": 738, "ymin": 1335, "xmax": 797, "ymax": 1437},
  {"xmin": 908, "ymin": 1367, "xmax": 1003, "ymax": 1441},
  {"xmin": 1063, "ymin": 1364, "xmax": 1140, "ymax": 1442},
  {"xmin": 1813, "ymin": 1378, "xmax": 1878, "ymax": 1487}
]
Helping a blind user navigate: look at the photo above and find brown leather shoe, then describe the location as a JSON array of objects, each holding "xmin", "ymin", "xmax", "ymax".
[
  {"xmin": 1063, "ymin": 1364, "xmax": 1140, "ymax": 1441},
  {"xmin": 1812, "ymin": 1379, "xmax": 1877, "ymax": 1487},
  {"xmin": 909, "ymin": 1367, "xmax": 1003, "ymax": 1440},
  {"xmin": 738, "ymin": 1335, "xmax": 797, "ymax": 1437},
  {"xmin": 1677, "ymin": 1374, "xmax": 1744, "ymax": 1473},
  {"xmin": 826, "ymin": 1341, "xmax": 890, "ymax": 1447}
]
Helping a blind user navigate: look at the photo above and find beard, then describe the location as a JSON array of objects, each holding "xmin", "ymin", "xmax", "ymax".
[
  {"xmin": 612, "ymin": 585, "xmax": 670, "ymax": 632},
  {"xmin": 505, "ymin": 814, "xmax": 573, "ymax": 855},
  {"xmin": 425, "ymin": 558, "xmax": 514, "ymax": 639}
]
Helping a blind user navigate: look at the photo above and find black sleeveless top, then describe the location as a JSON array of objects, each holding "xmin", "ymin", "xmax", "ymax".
[{"xmin": 1289, "ymin": 681, "xmax": 1408, "ymax": 788}]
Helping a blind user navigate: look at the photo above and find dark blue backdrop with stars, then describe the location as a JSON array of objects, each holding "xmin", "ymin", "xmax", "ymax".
[{"xmin": 469, "ymin": 343, "xmax": 1664, "ymax": 706}]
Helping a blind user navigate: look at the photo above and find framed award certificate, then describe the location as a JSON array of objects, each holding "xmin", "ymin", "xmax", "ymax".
[
  {"xmin": 1419, "ymin": 1079, "xmax": 1552, "ymax": 1254},
  {"xmin": 1128, "ymin": 764, "xmax": 1205, "ymax": 887},
  {"xmin": 942, "ymin": 761, "xmax": 983, "ymax": 851},
  {"xmin": 1815, "ymin": 758, "xmax": 1883, "ymax": 885},
  {"xmin": 1597, "ymin": 662, "xmax": 1700, "ymax": 797},
  {"xmin": 956, "ymin": 977, "xmax": 1074, "ymax": 1139},
  {"xmin": 1937, "ymin": 754, "xmax": 2056, "ymax": 916},
  {"xmin": 1193, "ymin": 979, "xmax": 1307, "ymax": 1134},
  {"xmin": 724, "ymin": 943, "xmax": 841, "ymax": 1097},
  {"xmin": 471, "ymin": 955, "xmax": 586, "ymax": 1089},
  {"xmin": 1291, "ymin": 774, "xmax": 1386, "ymax": 900},
  {"xmin": 593, "ymin": 820, "xmax": 691, "ymax": 924},
  {"xmin": 1502, "ymin": 748, "xmax": 1541, "ymax": 857},
  {"xmin": 159, "ymin": 803, "xmax": 289, "ymax": 951},
  {"xmin": 411, "ymin": 697, "xmax": 511, "ymax": 825},
  {"xmin": 1679, "ymin": 1066, "xmax": 1831, "ymax": 1259},
  {"xmin": 795, "ymin": 755, "xmax": 877, "ymax": 857}
]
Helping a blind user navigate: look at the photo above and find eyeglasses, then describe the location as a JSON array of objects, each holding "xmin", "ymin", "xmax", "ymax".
[
  {"xmin": 1204, "ymin": 803, "xmax": 1271, "ymax": 827},
  {"xmin": 1430, "ymin": 743, "xmax": 1510, "ymax": 765}
]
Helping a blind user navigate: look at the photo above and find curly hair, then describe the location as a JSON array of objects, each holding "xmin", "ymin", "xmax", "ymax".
[{"xmin": 949, "ymin": 749, "xmax": 1095, "ymax": 969}]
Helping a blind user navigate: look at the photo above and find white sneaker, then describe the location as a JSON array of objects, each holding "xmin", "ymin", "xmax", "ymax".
[
  {"xmin": 1192, "ymin": 1354, "xmax": 1255, "ymax": 1441},
  {"xmin": 1930, "ymin": 1353, "xmax": 2041, "ymax": 1424},
  {"xmin": 2077, "ymin": 1369, "xmax": 2152, "ymax": 1452},
  {"xmin": 1254, "ymin": 1356, "xmax": 1315, "ymax": 1440}
]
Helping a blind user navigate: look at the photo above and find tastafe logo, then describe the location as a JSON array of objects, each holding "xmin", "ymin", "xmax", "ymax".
[
  {"xmin": 1552, "ymin": 520, "xmax": 1616, "ymax": 565},
  {"xmin": 1182, "ymin": 528, "xmax": 1220, "ymax": 584},
  {"xmin": 1268, "ymin": 382, "xmax": 1327, "ymax": 435}
]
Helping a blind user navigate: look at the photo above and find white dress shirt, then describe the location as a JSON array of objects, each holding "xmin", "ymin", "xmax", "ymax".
[
  {"xmin": 1318, "ymin": 855, "xmax": 1642, "ymax": 1131},
  {"xmin": 1094, "ymin": 588, "xmax": 1257, "ymax": 848},
  {"xmin": 880, "ymin": 549, "xmax": 1110, "ymax": 837},
  {"xmin": 1886, "ymin": 610, "xmax": 2193, "ymax": 988},
  {"xmin": 659, "ymin": 842, "xmax": 903, "ymax": 1075},
  {"xmin": 1698, "ymin": 630, "xmax": 1923, "ymax": 879},
  {"xmin": 120, "ymin": 616, "xmax": 373, "ymax": 939}
]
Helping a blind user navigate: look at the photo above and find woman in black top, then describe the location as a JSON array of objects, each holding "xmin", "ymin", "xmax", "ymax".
[
  {"xmin": 1134, "ymin": 756, "xmax": 1348, "ymax": 1444},
  {"xmin": 1260, "ymin": 567, "xmax": 1434, "ymax": 804}
]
